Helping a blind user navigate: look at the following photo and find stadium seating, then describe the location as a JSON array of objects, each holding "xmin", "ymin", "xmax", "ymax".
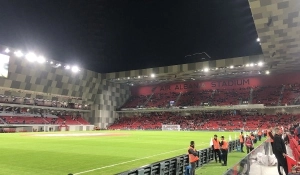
[
  {"xmin": 0, "ymin": 95, "xmax": 90, "ymax": 110},
  {"xmin": 122, "ymin": 85, "xmax": 300, "ymax": 108},
  {"xmin": 146, "ymin": 92, "xmax": 180, "ymax": 108},
  {"xmin": 108, "ymin": 112, "xmax": 299, "ymax": 131},
  {"xmin": 252, "ymin": 85, "xmax": 282, "ymax": 106},
  {"xmin": 121, "ymin": 95, "xmax": 149, "ymax": 108},
  {"xmin": 281, "ymin": 84, "xmax": 300, "ymax": 105},
  {"xmin": 0, "ymin": 114, "xmax": 90, "ymax": 125}
]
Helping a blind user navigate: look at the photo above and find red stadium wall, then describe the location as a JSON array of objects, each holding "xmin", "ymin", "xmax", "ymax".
[{"xmin": 131, "ymin": 72, "xmax": 300, "ymax": 96}]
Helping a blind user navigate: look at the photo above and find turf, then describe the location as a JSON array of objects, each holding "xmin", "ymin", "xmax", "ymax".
[{"xmin": 0, "ymin": 131, "xmax": 252, "ymax": 175}]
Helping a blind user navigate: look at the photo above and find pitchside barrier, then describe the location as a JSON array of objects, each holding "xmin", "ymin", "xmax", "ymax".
[
  {"xmin": 117, "ymin": 139, "xmax": 239, "ymax": 175},
  {"xmin": 222, "ymin": 139, "xmax": 295, "ymax": 175}
]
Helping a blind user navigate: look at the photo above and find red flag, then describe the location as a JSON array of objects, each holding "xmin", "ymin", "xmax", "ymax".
[{"xmin": 286, "ymin": 155, "xmax": 296, "ymax": 173}]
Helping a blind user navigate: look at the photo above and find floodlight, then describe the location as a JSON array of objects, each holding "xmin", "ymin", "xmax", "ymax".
[
  {"xmin": 14, "ymin": 50, "xmax": 23, "ymax": 57},
  {"xmin": 258, "ymin": 62, "xmax": 263, "ymax": 66},
  {"xmin": 71, "ymin": 66, "xmax": 79, "ymax": 73},
  {"xmin": 4, "ymin": 48, "xmax": 10, "ymax": 53},
  {"xmin": 37, "ymin": 56, "xmax": 46, "ymax": 63},
  {"xmin": 25, "ymin": 52, "xmax": 37, "ymax": 62}
]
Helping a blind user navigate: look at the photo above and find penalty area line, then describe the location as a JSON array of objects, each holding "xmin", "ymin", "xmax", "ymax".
[{"xmin": 73, "ymin": 143, "xmax": 207, "ymax": 175}]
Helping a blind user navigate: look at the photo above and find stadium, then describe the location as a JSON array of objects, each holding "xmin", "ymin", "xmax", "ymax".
[{"xmin": 1, "ymin": 0, "xmax": 300, "ymax": 175}]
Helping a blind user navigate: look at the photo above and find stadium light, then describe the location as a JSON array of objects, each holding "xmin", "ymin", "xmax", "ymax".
[
  {"xmin": 65, "ymin": 65, "xmax": 70, "ymax": 69},
  {"xmin": 266, "ymin": 70, "xmax": 270, "ymax": 74},
  {"xmin": 150, "ymin": 73, "xmax": 155, "ymax": 78},
  {"xmin": 37, "ymin": 56, "xmax": 46, "ymax": 64},
  {"xmin": 245, "ymin": 64, "xmax": 249, "ymax": 67},
  {"xmin": 258, "ymin": 62, "xmax": 263, "ymax": 66},
  {"xmin": 25, "ymin": 52, "xmax": 37, "ymax": 62},
  {"xmin": 230, "ymin": 65, "xmax": 234, "ymax": 69},
  {"xmin": 4, "ymin": 48, "xmax": 10, "ymax": 53},
  {"xmin": 138, "ymin": 76, "xmax": 141, "ymax": 78},
  {"xmin": 203, "ymin": 68, "xmax": 209, "ymax": 72},
  {"xmin": 250, "ymin": 63, "xmax": 254, "ymax": 67},
  {"xmin": 71, "ymin": 65, "xmax": 79, "ymax": 73},
  {"xmin": 257, "ymin": 38, "xmax": 260, "ymax": 42},
  {"xmin": 50, "ymin": 61, "xmax": 53, "ymax": 64},
  {"xmin": 14, "ymin": 50, "xmax": 23, "ymax": 57}
]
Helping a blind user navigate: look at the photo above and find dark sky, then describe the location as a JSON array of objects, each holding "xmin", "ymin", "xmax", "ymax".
[{"xmin": 0, "ymin": 0, "xmax": 262, "ymax": 73}]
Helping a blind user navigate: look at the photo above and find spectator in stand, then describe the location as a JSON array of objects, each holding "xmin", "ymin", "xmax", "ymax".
[
  {"xmin": 188, "ymin": 141, "xmax": 199, "ymax": 175},
  {"xmin": 245, "ymin": 136, "xmax": 254, "ymax": 154},
  {"xmin": 268, "ymin": 127, "xmax": 275, "ymax": 151},
  {"xmin": 212, "ymin": 134, "xmax": 221, "ymax": 163},
  {"xmin": 273, "ymin": 127, "xmax": 288, "ymax": 175}
]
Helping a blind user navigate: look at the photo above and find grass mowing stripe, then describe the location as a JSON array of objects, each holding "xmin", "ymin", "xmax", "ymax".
[{"xmin": 74, "ymin": 143, "xmax": 208, "ymax": 175}]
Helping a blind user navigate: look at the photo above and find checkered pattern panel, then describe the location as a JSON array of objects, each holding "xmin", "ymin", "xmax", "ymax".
[
  {"xmin": 93, "ymin": 80, "xmax": 130, "ymax": 128},
  {"xmin": 1, "ymin": 57, "xmax": 101, "ymax": 103},
  {"xmin": 104, "ymin": 55, "xmax": 267, "ymax": 85},
  {"xmin": 249, "ymin": 0, "xmax": 300, "ymax": 71}
]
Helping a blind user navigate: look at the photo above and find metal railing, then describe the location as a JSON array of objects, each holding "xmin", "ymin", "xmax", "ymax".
[{"xmin": 117, "ymin": 140, "xmax": 239, "ymax": 175}]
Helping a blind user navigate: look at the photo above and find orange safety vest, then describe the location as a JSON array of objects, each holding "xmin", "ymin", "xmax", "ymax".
[
  {"xmin": 258, "ymin": 130, "xmax": 262, "ymax": 136},
  {"xmin": 221, "ymin": 140, "xmax": 228, "ymax": 150},
  {"xmin": 239, "ymin": 134, "xmax": 244, "ymax": 143},
  {"xmin": 188, "ymin": 146, "xmax": 199, "ymax": 163},
  {"xmin": 213, "ymin": 139, "xmax": 220, "ymax": 150}
]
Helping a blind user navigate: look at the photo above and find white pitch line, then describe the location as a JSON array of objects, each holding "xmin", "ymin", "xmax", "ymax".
[{"xmin": 73, "ymin": 143, "xmax": 207, "ymax": 175}]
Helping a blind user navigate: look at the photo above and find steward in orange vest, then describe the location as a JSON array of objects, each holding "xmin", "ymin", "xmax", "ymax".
[
  {"xmin": 188, "ymin": 141, "xmax": 199, "ymax": 175},
  {"xmin": 212, "ymin": 134, "xmax": 221, "ymax": 163},
  {"xmin": 257, "ymin": 128, "xmax": 262, "ymax": 141},
  {"xmin": 239, "ymin": 132, "xmax": 245, "ymax": 153},
  {"xmin": 220, "ymin": 136, "xmax": 228, "ymax": 166}
]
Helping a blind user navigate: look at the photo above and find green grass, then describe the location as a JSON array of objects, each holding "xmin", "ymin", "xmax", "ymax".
[{"xmin": 0, "ymin": 131, "xmax": 254, "ymax": 175}]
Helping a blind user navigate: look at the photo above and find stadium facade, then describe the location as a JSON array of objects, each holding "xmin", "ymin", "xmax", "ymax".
[{"xmin": 1, "ymin": 0, "xmax": 300, "ymax": 130}]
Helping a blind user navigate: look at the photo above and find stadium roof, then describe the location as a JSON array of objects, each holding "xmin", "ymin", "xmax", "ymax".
[{"xmin": 105, "ymin": 0, "xmax": 300, "ymax": 86}]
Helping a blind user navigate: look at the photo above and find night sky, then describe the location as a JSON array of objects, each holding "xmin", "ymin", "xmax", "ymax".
[{"xmin": 0, "ymin": 0, "xmax": 262, "ymax": 73}]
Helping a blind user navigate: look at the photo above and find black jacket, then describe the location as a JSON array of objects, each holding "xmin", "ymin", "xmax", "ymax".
[
  {"xmin": 188, "ymin": 147, "xmax": 198, "ymax": 156},
  {"xmin": 273, "ymin": 134, "xmax": 287, "ymax": 155}
]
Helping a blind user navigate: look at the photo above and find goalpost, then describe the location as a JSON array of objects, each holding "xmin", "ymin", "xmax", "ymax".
[{"xmin": 162, "ymin": 125, "xmax": 181, "ymax": 131}]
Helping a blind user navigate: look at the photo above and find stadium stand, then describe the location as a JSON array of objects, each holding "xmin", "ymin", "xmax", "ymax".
[
  {"xmin": 0, "ymin": 112, "xmax": 90, "ymax": 125},
  {"xmin": 121, "ymin": 95, "xmax": 149, "ymax": 108},
  {"xmin": 108, "ymin": 112, "xmax": 300, "ymax": 131},
  {"xmin": 252, "ymin": 85, "xmax": 282, "ymax": 106},
  {"xmin": 145, "ymin": 92, "xmax": 180, "ymax": 108},
  {"xmin": 121, "ymin": 84, "xmax": 300, "ymax": 108},
  {"xmin": 0, "ymin": 95, "xmax": 90, "ymax": 110}
]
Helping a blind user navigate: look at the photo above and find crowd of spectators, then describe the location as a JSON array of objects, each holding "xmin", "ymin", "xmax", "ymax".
[
  {"xmin": 121, "ymin": 85, "xmax": 300, "ymax": 109},
  {"xmin": 108, "ymin": 112, "xmax": 300, "ymax": 131}
]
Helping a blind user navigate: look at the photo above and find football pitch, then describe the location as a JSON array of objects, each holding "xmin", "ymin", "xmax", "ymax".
[{"xmin": 0, "ymin": 130, "xmax": 249, "ymax": 175}]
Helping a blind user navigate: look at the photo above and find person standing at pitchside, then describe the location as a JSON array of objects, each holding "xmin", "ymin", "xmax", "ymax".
[
  {"xmin": 188, "ymin": 141, "xmax": 199, "ymax": 175},
  {"xmin": 212, "ymin": 134, "xmax": 221, "ymax": 163},
  {"xmin": 273, "ymin": 128, "xmax": 288, "ymax": 175},
  {"xmin": 239, "ymin": 131, "xmax": 245, "ymax": 153},
  {"xmin": 220, "ymin": 136, "xmax": 229, "ymax": 166}
]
